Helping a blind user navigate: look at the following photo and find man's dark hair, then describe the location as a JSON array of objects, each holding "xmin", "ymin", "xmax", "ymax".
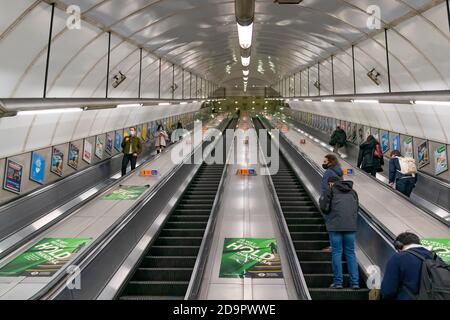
[
  {"xmin": 328, "ymin": 176, "xmax": 342, "ymax": 184},
  {"xmin": 391, "ymin": 150, "xmax": 402, "ymax": 157},
  {"xmin": 325, "ymin": 154, "xmax": 339, "ymax": 167},
  {"xmin": 395, "ymin": 232, "xmax": 421, "ymax": 247}
]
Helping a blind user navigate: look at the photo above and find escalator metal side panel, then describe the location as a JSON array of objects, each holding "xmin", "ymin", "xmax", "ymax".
[{"xmin": 258, "ymin": 117, "xmax": 396, "ymax": 278}]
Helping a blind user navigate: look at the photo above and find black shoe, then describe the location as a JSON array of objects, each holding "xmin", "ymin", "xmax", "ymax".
[
  {"xmin": 350, "ymin": 285, "xmax": 361, "ymax": 290},
  {"xmin": 329, "ymin": 283, "xmax": 343, "ymax": 289}
]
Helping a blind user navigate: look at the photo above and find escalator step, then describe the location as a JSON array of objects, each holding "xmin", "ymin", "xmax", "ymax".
[
  {"xmin": 133, "ymin": 268, "xmax": 193, "ymax": 282},
  {"xmin": 284, "ymin": 217, "xmax": 324, "ymax": 224},
  {"xmin": 160, "ymin": 229, "xmax": 207, "ymax": 237},
  {"xmin": 155, "ymin": 237, "xmax": 203, "ymax": 246},
  {"xmin": 297, "ymin": 250, "xmax": 332, "ymax": 261},
  {"xmin": 141, "ymin": 256, "xmax": 197, "ymax": 268},
  {"xmin": 149, "ymin": 246, "xmax": 200, "ymax": 256},
  {"xmin": 309, "ymin": 289, "xmax": 370, "ymax": 301},
  {"xmin": 301, "ymin": 261, "xmax": 347, "ymax": 274},
  {"xmin": 123, "ymin": 281, "xmax": 189, "ymax": 297},
  {"xmin": 173, "ymin": 209, "xmax": 211, "ymax": 216},
  {"xmin": 288, "ymin": 225, "xmax": 327, "ymax": 232},
  {"xmin": 165, "ymin": 222, "xmax": 208, "ymax": 229},
  {"xmin": 285, "ymin": 214, "xmax": 323, "ymax": 221},
  {"xmin": 290, "ymin": 232, "xmax": 329, "ymax": 241},
  {"xmin": 293, "ymin": 240, "xmax": 330, "ymax": 250},
  {"xmin": 120, "ymin": 295, "xmax": 184, "ymax": 301},
  {"xmin": 281, "ymin": 206, "xmax": 318, "ymax": 213},
  {"xmin": 169, "ymin": 215, "xmax": 210, "ymax": 222}
]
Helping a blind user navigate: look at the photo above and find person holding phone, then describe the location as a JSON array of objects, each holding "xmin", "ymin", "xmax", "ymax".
[{"xmin": 121, "ymin": 127, "xmax": 142, "ymax": 176}]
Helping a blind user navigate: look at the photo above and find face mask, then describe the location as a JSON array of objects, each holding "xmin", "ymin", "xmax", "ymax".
[
  {"xmin": 130, "ymin": 131, "xmax": 136, "ymax": 136},
  {"xmin": 322, "ymin": 164, "xmax": 329, "ymax": 170}
]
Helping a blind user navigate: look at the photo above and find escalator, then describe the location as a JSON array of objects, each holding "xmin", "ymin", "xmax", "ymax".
[
  {"xmin": 254, "ymin": 117, "xmax": 369, "ymax": 300},
  {"xmin": 118, "ymin": 119, "xmax": 235, "ymax": 300}
]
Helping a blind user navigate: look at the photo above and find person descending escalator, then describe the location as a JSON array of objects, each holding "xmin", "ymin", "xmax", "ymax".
[
  {"xmin": 357, "ymin": 135, "xmax": 384, "ymax": 177},
  {"xmin": 121, "ymin": 127, "xmax": 143, "ymax": 177},
  {"xmin": 381, "ymin": 232, "xmax": 450, "ymax": 300},
  {"xmin": 388, "ymin": 150, "xmax": 418, "ymax": 198},
  {"xmin": 329, "ymin": 125, "xmax": 347, "ymax": 154},
  {"xmin": 155, "ymin": 124, "xmax": 169, "ymax": 154},
  {"xmin": 319, "ymin": 176, "xmax": 360, "ymax": 290},
  {"xmin": 172, "ymin": 121, "xmax": 185, "ymax": 143}
]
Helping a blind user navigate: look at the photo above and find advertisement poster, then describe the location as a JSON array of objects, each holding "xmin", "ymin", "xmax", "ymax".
[
  {"xmin": 381, "ymin": 132, "xmax": 390, "ymax": 154},
  {"xmin": 219, "ymin": 238, "xmax": 283, "ymax": 279},
  {"xmin": 30, "ymin": 152, "xmax": 46, "ymax": 184},
  {"xmin": 105, "ymin": 133, "xmax": 113, "ymax": 155},
  {"xmin": 403, "ymin": 136, "xmax": 414, "ymax": 158},
  {"xmin": 421, "ymin": 238, "xmax": 450, "ymax": 265},
  {"xmin": 51, "ymin": 147, "xmax": 64, "ymax": 177},
  {"xmin": 68, "ymin": 143, "xmax": 80, "ymax": 170},
  {"xmin": 137, "ymin": 125, "xmax": 142, "ymax": 139},
  {"xmin": 95, "ymin": 135, "xmax": 105, "ymax": 159},
  {"xmin": 357, "ymin": 125, "xmax": 364, "ymax": 144},
  {"xmin": 0, "ymin": 238, "xmax": 92, "ymax": 277},
  {"xmin": 434, "ymin": 145, "xmax": 448, "ymax": 176},
  {"xmin": 417, "ymin": 141, "xmax": 430, "ymax": 168},
  {"xmin": 115, "ymin": 131, "xmax": 122, "ymax": 152},
  {"xmin": 83, "ymin": 140, "xmax": 93, "ymax": 164},
  {"xmin": 392, "ymin": 134, "xmax": 401, "ymax": 152},
  {"xmin": 371, "ymin": 128, "xmax": 380, "ymax": 141},
  {"xmin": 141, "ymin": 124, "xmax": 148, "ymax": 142},
  {"xmin": 103, "ymin": 185, "xmax": 149, "ymax": 201},
  {"xmin": 3, "ymin": 160, "xmax": 23, "ymax": 194}
]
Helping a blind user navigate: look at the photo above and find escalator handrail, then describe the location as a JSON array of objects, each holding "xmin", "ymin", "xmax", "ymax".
[
  {"xmin": 185, "ymin": 117, "xmax": 237, "ymax": 300},
  {"xmin": 253, "ymin": 117, "xmax": 312, "ymax": 300},
  {"xmin": 31, "ymin": 116, "xmax": 232, "ymax": 300}
]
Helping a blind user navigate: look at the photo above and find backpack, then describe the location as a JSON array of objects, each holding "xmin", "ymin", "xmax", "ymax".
[
  {"xmin": 398, "ymin": 157, "xmax": 417, "ymax": 175},
  {"xmin": 373, "ymin": 143, "xmax": 383, "ymax": 158},
  {"xmin": 405, "ymin": 250, "xmax": 450, "ymax": 300}
]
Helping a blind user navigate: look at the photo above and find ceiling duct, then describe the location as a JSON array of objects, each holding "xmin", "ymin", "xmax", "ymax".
[{"xmin": 235, "ymin": 0, "xmax": 255, "ymax": 26}]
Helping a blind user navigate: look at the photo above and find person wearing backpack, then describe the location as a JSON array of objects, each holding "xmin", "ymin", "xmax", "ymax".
[
  {"xmin": 357, "ymin": 135, "xmax": 384, "ymax": 177},
  {"xmin": 381, "ymin": 232, "xmax": 450, "ymax": 300},
  {"xmin": 330, "ymin": 126, "xmax": 347, "ymax": 153},
  {"xmin": 319, "ymin": 176, "xmax": 360, "ymax": 290},
  {"xmin": 321, "ymin": 154, "xmax": 344, "ymax": 194},
  {"xmin": 389, "ymin": 150, "xmax": 418, "ymax": 197}
]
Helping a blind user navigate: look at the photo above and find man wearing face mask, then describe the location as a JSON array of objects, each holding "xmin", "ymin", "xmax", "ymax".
[{"xmin": 121, "ymin": 127, "xmax": 143, "ymax": 177}]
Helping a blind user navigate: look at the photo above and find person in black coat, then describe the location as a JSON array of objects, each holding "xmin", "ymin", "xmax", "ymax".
[
  {"xmin": 319, "ymin": 176, "xmax": 360, "ymax": 290},
  {"xmin": 357, "ymin": 135, "xmax": 384, "ymax": 177},
  {"xmin": 388, "ymin": 150, "xmax": 418, "ymax": 197}
]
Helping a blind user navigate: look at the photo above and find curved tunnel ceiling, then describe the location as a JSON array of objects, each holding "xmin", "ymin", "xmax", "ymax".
[{"xmin": 26, "ymin": 0, "xmax": 450, "ymax": 90}]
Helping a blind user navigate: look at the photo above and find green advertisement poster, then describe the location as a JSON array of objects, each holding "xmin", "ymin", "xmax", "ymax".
[
  {"xmin": 421, "ymin": 238, "xmax": 450, "ymax": 265},
  {"xmin": 219, "ymin": 238, "xmax": 283, "ymax": 279},
  {"xmin": 0, "ymin": 238, "xmax": 92, "ymax": 277},
  {"xmin": 103, "ymin": 185, "xmax": 149, "ymax": 201}
]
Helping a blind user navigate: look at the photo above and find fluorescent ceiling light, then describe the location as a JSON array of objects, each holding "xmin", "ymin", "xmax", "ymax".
[
  {"xmin": 237, "ymin": 22, "xmax": 253, "ymax": 49},
  {"xmin": 322, "ymin": 99, "xmax": 335, "ymax": 103},
  {"xmin": 304, "ymin": 99, "xmax": 313, "ymax": 102},
  {"xmin": 412, "ymin": 100, "xmax": 450, "ymax": 106},
  {"xmin": 241, "ymin": 56, "xmax": 250, "ymax": 67},
  {"xmin": 243, "ymin": 77, "xmax": 248, "ymax": 81},
  {"xmin": 180, "ymin": 102, "xmax": 188, "ymax": 105},
  {"xmin": 17, "ymin": 108, "xmax": 83, "ymax": 116},
  {"xmin": 352, "ymin": 99, "xmax": 379, "ymax": 104},
  {"xmin": 243, "ymin": 70, "xmax": 249, "ymax": 76},
  {"xmin": 158, "ymin": 103, "xmax": 171, "ymax": 106},
  {"xmin": 117, "ymin": 104, "xmax": 143, "ymax": 108}
]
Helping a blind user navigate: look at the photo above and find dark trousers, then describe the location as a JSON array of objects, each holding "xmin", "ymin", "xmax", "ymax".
[
  {"xmin": 396, "ymin": 178, "xmax": 415, "ymax": 197},
  {"xmin": 122, "ymin": 154, "xmax": 137, "ymax": 176},
  {"xmin": 363, "ymin": 166, "xmax": 377, "ymax": 177}
]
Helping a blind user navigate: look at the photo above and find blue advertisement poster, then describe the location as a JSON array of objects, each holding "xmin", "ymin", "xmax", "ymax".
[
  {"xmin": 115, "ymin": 131, "xmax": 122, "ymax": 152},
  {"xmin": 30, "ymin": 152, "xmax": 46, "ymax": 184},
  {"xmin": 105, "ymin": 133, "xmax": 113, "ymax": 155},
  {"xmin": 392, "ymin": 134, "xmax": 400, "ymax": 152},
  {"xmin": 381, "ymin": 132, "xmax": 390, "ymax": 154}
]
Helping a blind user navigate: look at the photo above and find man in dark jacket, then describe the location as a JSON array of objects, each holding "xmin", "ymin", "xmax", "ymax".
[
  {"xmin": 319, "ymin": 176, "xmax": 360, "ymax": 289},
  {"xmin": 330, "ymin": 126, "xmax": 347, "ymax": 153},
  {"xmin": 121, "ymin": 127, "xmax": 143, "ymax": 176},
  {"xmin": 381, "ymin": 232, "xmax": 434, "ymax": 300}
]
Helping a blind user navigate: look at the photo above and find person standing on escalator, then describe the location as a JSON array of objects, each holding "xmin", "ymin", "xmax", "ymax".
[
  {"xmin": 121, "ymin": 127, "xmax": 142, "ymax": 177},
  {"xmin": 330, "ymin": 125, "xmax": 347, "ymax": 154},
  {"xmin": 320, "ymin": 176, "xmax": 360, "ymax": 290},
  {"xmin": 321, "ymin": 154, "xmax": 344, "ymax": 194},
  {"xmin": 357, "ymin": 135, "xmax": 384, "ymax": 177}
]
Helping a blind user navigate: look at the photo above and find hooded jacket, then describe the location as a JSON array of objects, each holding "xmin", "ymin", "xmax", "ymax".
[
  {"xmin": 321, "ymin": 165, "xmax": 343, "ymax": 194},
  {"xmin": 357, "ymin": 139, "xmax": 384, "ymax": 170},
  {"xmin": 319, "ymin": 180, "xmax": 359, "ymax": 232},
  {"xmin": 330, "ymin": 128, "xmax": 347, "ymax": 147}
]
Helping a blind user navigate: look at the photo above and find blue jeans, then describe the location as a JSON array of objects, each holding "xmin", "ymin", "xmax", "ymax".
[{"xmin": 329, "ymin": 232, "xmax": 359, "ymax": 286}]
